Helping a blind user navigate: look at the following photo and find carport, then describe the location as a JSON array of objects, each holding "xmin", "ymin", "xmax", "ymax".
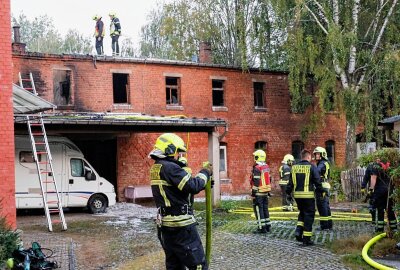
[{"xmin": 14, "ymin": 112, "xmax": 227, "ymax": 205}]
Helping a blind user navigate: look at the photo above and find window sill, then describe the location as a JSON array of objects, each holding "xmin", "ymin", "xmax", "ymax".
[
  {"xmin": 56, "ymin": 105, "xmax": 75, "ymax": 110},
  {"xmin": 254, "ymin": 107, "xmax": 267, "ymax": 112},
  {"xmin": 212, "ymin": 106, "xmax": 228, "ymax": 112},
  {"xmin": 166, "ymin": 105, "xmax": 184, "ymax": 111},
  {"xmin": 113, "ymin": 104, "xmax": 132, "ymax": 109},
  {"xmin": 220, "ymin": 178, "xmax": 232, "ymax": 184}
]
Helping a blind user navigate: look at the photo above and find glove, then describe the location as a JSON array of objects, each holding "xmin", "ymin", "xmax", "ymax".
[
  {"xmin": 367, "ymin": 188, "xmax": 374, "ymax": 196},
  {"xmin": 361, "ymin": 188, "xmax": 366, "ymax": 194},
  {"xmin": 267, "ymin": 192, "xmax": 272, "ymax": 197},
  {"xmin": 202, "ymin": 161, "xmax": 213, "ymax": 176},
  {"xmin": 210, "ymin": 179, "xmax": 215, "ymax": 189}
]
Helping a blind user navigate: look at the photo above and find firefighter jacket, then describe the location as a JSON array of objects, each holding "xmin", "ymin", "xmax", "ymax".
[
  {"xmin": 316, "ymin": 159, "xmax": 330, "ymax": 182},
  {"xmin": 279, "ymin": 164, "xmax": 291, "ymax": 185},
  {"xmin": 94, "ymin": 19, "xmax": 105, "ymax": 37},
  {"xmin": 361, "ymin": 163, "xmax": 374, "ymax": 189},
  {"xmin": 371, "ymin": 162, "xmax": 392, "ymax": 192},
  {"xmin": 286, "ymin": 160, "xmax": 323, "ymax": 199},
  {"xmin": 150, "ymin": 157, "xmax": 210, "ymax": 228},
  {"xmin": 110, "ymin": 17, "xmax": 121, "ymax": 36},
  {"xmin": 250, "ymin": 162, "xmax": 271, "ymax": 196}
]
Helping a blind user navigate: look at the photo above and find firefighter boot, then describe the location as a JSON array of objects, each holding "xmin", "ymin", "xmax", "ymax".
[
  {"xmin": 294, "ymin": 227, "xmax": 303, "ymax": 242},
  {"xmin": 265, "ymin": 225, "xmax": 271, "ymax": 233},
  {"xmin": 302, "ymin": 236, "xmax": 314, "ymax": 246}
]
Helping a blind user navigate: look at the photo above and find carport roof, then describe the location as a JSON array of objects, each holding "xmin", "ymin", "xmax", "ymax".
[
  {"xmin": 14, "ymin": 112, "xmax": 226, "ymax": 132},
  {"xmin": 378, "ymin": 115, "xmax": 400, "ymax": 129},
  {"xmin": 13, "ymin": 84, "xmax": 56, "ymax": 114}
]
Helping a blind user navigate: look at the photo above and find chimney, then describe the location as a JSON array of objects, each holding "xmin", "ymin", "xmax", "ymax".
[
  {"xmin": 12, "ymin": 25, "xmax": 26, "ymax": 54},
  {"xmin": 199, "ymin": 41, "xmax": 212, "ymax": 64}
]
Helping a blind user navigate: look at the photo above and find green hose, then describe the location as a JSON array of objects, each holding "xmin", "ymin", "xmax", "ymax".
[
  {"xmin": 362, "ymin": 233, "xmax": 396, "ymax": 270},
  {"xmin": 205, "ymin": 179, "xmax": 212, "ymax": 266}
]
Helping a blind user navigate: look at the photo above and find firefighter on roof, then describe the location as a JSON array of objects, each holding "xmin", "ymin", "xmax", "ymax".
[
  {"xmin": 250, "ymin": 149, "xmax": 272, "ymax": 233},
  {"xmin": 149, "ymin": 133, "xmax": 213, "ymax": 270},
  {"xmin": 92, "ymin": 15, "xmax": 105, "ymax": 55},
  {"xmin": 279, "ymin": 154, "xmax": 295, "ymax": 211}
]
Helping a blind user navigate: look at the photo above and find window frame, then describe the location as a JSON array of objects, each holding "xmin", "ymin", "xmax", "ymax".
[
  {"xmin": 212, "ymin": 79, "xmax": 225, "ymax": 107},
  {"xmin": 292, "ymin": 140, "xmax": 305, "ymax": 163},
  {"xmin": 166, "ymin": 77, "xmax": 181, "ymax": 105},
  {"xmin": 112, "ymin": 73, "xmax": 130, "ymax": 104},
  {"xmin": 325, "ymin": 140, "xmax": 335, "ymax": 164},
  {"xmin": 253, "ymin": 82, "xmax": 266, "ymax": 109},
  {"xmin": 219, "ymin": 144, "xmax": 228, "ymax": 179}
]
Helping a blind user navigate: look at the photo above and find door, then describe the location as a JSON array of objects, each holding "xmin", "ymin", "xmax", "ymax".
[{"xmin": 67, "ymin": 157, "xmax": 99, "ymax": 207}]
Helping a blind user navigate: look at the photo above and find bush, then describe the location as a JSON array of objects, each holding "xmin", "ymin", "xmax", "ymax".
[{"xmin": 0, "ymin": 205, "xmax": 20, "ymax": 266}]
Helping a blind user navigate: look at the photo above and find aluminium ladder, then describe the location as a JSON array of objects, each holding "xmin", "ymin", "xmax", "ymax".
[{"xmin": 20, "ymin": 73, "xmax": 67, "ymax": 232}]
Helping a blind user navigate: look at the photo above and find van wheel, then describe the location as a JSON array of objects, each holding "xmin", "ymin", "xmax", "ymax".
[{"xmin": 88, "ymin": 194, "xmax": 107, "ymax": 213}]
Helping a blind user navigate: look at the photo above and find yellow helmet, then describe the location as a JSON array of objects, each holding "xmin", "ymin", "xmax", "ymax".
[
  {"xmin": 154, "ymin": 133, "xmax": 187, "ymax": 156},
  {"xmin": 92, "ymin": 15, "xmax": 101, "ymax": 20},
  {"xmin": 313, "ymin": 146, "xmax": 328, "ymax": 160},
  {"xmin": 109, "ymin": 12, "xmax": 116, "ymax": 17},
  {"xmin": 178, "ymin": 156, "xmax": 188, "ymax": 165},
  {"xmin": 253, "ymin": 149, "xmax": 266, "ymax": 162},
  {"xmin": 283, "ymin": 154, "xmax": 295, "ymax": 165}
]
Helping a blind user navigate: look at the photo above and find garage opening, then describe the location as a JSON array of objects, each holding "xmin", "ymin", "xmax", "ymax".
[{"xmin": 73, "ymin": 138, "xmax": 117, "ymax": 198}]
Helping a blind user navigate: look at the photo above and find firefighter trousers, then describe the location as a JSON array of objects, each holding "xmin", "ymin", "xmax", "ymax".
[
  {"xmin": 374, "ymin": 189, "xmax": 397, "ymax": 232},
  {"xmin": 158, "ymin": 224, "xmax": 207, "ymax": 270},
  {"xmin": 295, "ymin": 198, "xmax": 315, "ymax": 239},
  {"xmin": 316, "ymin": 193, "xmax": 332, "ymax": 229},
  {"xmin": 280, "ymin": 185, "xmax": 290, "ymax": 208},
  {"xmin": 95, "ymin": 37, "xmax": 104, "ymax": 55},
  {"xmin": 253, "ymin": 195, "xmax": 270, "ymax": 231}
]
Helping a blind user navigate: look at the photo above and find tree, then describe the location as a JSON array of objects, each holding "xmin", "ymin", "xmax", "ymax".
[
  {"xmin": 278, "ymin": 0, "xmax": 400, "ymax": 166},
  {"xmin": 139, "ymin": 0, "xmax": 287, "ymax": 70},
  {"xmin": 12, "ymin": 13, "xmax": 92, "ymax": 55}
]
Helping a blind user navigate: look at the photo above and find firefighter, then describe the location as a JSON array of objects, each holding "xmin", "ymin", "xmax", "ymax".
[
  {"xmin": 149, "ymin": 133, "xmax": 213, "ymax": 270},
  {"xmin": 109, "ymin": 12, "xmax": 121, "ymax": 56},
  {"xmin": 361, "ymin": 160, "xmax": 378, "ymax": 225},
  {"xmin": 286, "ymin": 149, "xmax": 322, "ymax": 246},
  {"xmin": 370, "ymin": 159, "xmax": 397, "ymax": 233},
  {"xmin": 250, "ymin": 149, "xmax": 272, "ymax": 233},
  {"xmin": 92, "ymin": 15, "xmax": 105, "ymax": 55},
  {"xmin": 279, "ymin": 154, "xmax": 295, "ymax": 211},
  {"xmin": 313, "ymin": 146, "xmax": 333, "ymax": 230}
]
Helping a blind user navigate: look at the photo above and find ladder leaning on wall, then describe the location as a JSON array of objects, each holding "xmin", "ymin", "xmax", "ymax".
[{"xmin": 19, "ymin": 72, "xmax": 67, "ymax": 232}]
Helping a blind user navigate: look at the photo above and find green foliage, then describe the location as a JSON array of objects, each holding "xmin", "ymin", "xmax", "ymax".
[
  {"xmin": 220, "ymin": 200, "xmax": 240, "ymax": 212},
  {"xmin": 330, "ymin": 166, "xmax": 346, "ymax": 201},
  {"xmin": 12, "ymin": 13, "xmax": 92, "ymax": 54},
  {"xmin": 0, "ymin": 205, "xmax": 20, "ymax": 266}
]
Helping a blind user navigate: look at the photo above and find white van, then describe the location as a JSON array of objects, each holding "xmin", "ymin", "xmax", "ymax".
[{"xmin": 15, "ymin": 135, "xmax": 116, "ymax": 213}]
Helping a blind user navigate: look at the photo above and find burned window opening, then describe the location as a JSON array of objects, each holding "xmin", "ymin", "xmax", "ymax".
[
  {"xmin": 254, "ymin": 82, "xmax": 265, "ymax": 108},
  {"xmin": 113, "ymin": 73, "xmax": 129, "ymax": 104},
  {"xmin": 166, "ymin": 77, "xmax": 180, "ymax": 105},
  {"xmin": 212, "ymin": 80, "xmax": 224, "ymax": 106},
  {"xmin": 53, "ymin": 70, "xmax": 71, "ymax": 106}
]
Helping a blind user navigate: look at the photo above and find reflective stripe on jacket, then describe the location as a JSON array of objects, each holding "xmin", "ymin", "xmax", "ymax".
[
  {"xmin": 279, "ymin": 164, "xmax": 291, "ymax": 185},
  {"xmin": 110, "ymin": 17, "xmax": 121, "ymax": 36},
  {"xmin": 150, "ymin": 157, "xmax": 209, "ymax": 227},
  {"xmin": 94, "ymin": 19, "xmax": 105, "ymax": 37},
  {"xmin": 286, "ymin": 160, "xmax": 322, "ymax": 199},
  {"xmin": 250, "ymin": 162, "xmax": 271, "ymax": 195}
]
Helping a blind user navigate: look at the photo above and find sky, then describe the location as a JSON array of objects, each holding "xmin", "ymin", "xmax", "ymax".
[{"xmin": 10, "ymin": 0, "xmax": 165, "ymax": 55}]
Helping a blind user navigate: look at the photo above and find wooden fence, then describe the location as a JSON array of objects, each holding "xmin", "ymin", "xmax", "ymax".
[{"xmin": 340, "ymin": 168, "xmax": 366, "ymax": 202}]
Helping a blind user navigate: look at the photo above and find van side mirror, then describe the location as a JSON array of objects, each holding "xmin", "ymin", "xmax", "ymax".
[{"xmin": 85, "ymin": 171, "xmax": 96, "ymax": 181}]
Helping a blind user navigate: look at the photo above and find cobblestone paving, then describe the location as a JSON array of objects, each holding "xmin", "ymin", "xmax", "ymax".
[{"xmin": 132, "ymin": 218, "xmax": 368, "ymax": 269}]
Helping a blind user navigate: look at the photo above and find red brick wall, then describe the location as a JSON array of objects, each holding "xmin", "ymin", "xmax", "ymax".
[
  {"xmin": 12, "ymin": 55, "xmax": 347, "ymax": 198},
  {"xmin": 0, "ymin": 0, "xmax": 16, "ymax": 227}
]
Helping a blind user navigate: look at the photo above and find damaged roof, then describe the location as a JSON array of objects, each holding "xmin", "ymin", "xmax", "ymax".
[
  {"xmin": 14, "ymin": 112, "xmax": 226, "ymax": 132},
  {"xmin": 13, "ymin": 84, "xmax": 56, "ymax": 114},
  {"xmin": 379, "ymin": 115, "xmax": 400, "ymax": 125}
]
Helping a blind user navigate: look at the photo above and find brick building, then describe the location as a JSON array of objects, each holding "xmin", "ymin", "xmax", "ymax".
[
  {"xmin": 11, "ymin": 39, "xmax": 347, "ymax": 201},
  {"xmin": 0, "ymin": 0, "xmax": 16, "ymax": 227}
]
